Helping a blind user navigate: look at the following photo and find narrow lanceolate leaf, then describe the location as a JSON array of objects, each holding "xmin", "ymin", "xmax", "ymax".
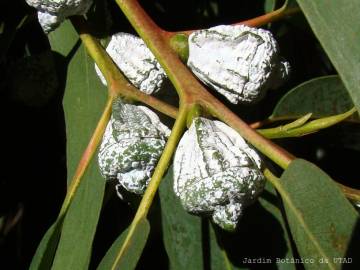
[
  {"xmin": 51, "ymin": 158, "xmax": 105, "ymax": 270},
  {"xmin": 46, "ymin": 20, "xmax": 107, "ymax": 269},
  {"xmin": 272, "ymin": 75, "xmax": 358, "ymax": 121},
  {"xmin": 29, "ymin": 220, "xmax": 63, "ymax": 270},
  {"xmin": 276, "ymin": 159, "xmax": 359, "ymax": 269},
  {"xmin": 159, "ymin": 165, "xmax": 204, "ymax": 270},
  {"xmin": 296, "ymin": 1, "xmax": 360, "ymax": 113},
  {"xmin": 97, "ymin": 227, "xmax": 129, "ymax": 270},
  {"xmin": 49, "ymin": 20, "xmax": 108, "ymax": 185},
  {"xmin": 97, "ymin": 218, "xmax": 150, "ymax": 270}
]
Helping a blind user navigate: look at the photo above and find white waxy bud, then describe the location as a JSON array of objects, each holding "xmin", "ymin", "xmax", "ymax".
[
  {"xmin": 25, "ymin": 0, "xmax": 93, "ymax": 33},
  {"xmin": 173, "ymin": 117, "xmax": 265, "ymax": 231},
  {"xmin": 187, "ymin": 25, "xmax": 290, "ymax": 104},
  {"xmin": 95, "ymin": 33, "xmax": 167, "ymax": 95},
  {"xmin": 37, "ymin": 11, "xmax": 60, "ymax": 34},
  {"xmin": 98, "ymin": 98, "xmax": 170, "ymax": 195}
]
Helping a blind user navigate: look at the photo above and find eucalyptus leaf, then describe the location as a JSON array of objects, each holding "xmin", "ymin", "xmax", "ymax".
[
  {"xmin": 272, "ymin": 75, "xmax": 358, "ymax": 121},
  {"xmin": 264, "ymin": 0, "xmax": 276, "ymax": 13},
  {"xmin": 97, "ymin": 218, "xmax": 150, "ymax": 270},
  {"xmin": 278, "ymin": 159, "xmax": 359, "ymax": 269},
  {"xmin": 159, "ymin": 165, "xmax": 204, "ymax": 270},
  {"xmin": 49, "ymin": 20, "xmax": 108, "ymax": 185},
  {"xmin": 296, "ymin": 1, "xmax": 360, "ymax": 113},
  {"xmin": 45, "ymin": 20, "xmax": 106, "ymax": 269},
  {"xmin": 48, "ymin": 21, "xmax": 79, "ymax": 59},
  {"xmin": 51, "ymin": 157, "xmax": 105, "ymax": 270},
  {"xmin": 97, "ymin": 227, "xmax": 129, "ymax": 270},
  {"xmin": 29, "ymin": 220, "xmax": 63, "ymax": 270}
]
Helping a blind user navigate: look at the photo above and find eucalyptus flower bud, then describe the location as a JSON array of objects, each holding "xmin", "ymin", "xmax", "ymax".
[
  {"xmin": 98, "ymin": 98, "xmax": 170, "ymax": 195},
  {"xmin": 25, "ymin": 0, "xmax": 93, "ymax": 33},
  {"xmin": 187, "ymin": 25, "xmax": 290, "ymax": 104},
  {"xmin": 173, "ymin": 117, "xmax": 265, "ymax": 231},
  {"xmin": 95, "ymin": 32, "xmax": 167, "ymax": 95}
]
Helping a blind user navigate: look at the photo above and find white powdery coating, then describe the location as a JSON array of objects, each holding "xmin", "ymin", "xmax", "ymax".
[
  {"xmin": 26, "ymin": 0, "xmax": 93, "ymax": 33},
  {"xmin": 37, "ymin": 11, "xmax": 60, "ymax": 34},
  {"xmin": 187, "ymin": 25, "xmax": 290, "ymax": 104},
  {"xmin": 137, "ymin": 106, "xmax": 171, "ymax": 137},
  {"xmin": 173, "ymin": 117, "xmax": 265, "ymax": 230},
  {"xmin": 95, "ymin": 33, "xmax": 167, "ymax": 95},
  {"xmin": 98, "ymin": 100, "xmax": 170, "ymax": 195}
]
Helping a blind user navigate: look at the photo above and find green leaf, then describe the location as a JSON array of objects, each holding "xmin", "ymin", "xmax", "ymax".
[
  {"xmin": 51, "ymin": 157, "xmax": 105, "ymax": 270},
  {"xmin": 97, "ymin": 227, "xmax": 129, "ymax": 270},
  {"xmin": 277, "ymin": 159, "xmax": 359, "ymax": 269},
  {"xmin": 48, "ymin": 21, "xmax": 79, "ymax": 59},
  {"xmin": 159, "ymin": 165, "xmax": 204, "ymax": 270},
  {"xmin": 209, "ymin": 223, "xmax": 234, "ymax": 270},
  {"xmin": 49, "ymin": 20, "xmax": 108, "ymax": 185},
  {"xmin": 296, "ymin": 1, "xmax": 360, "ymax": 113},
  {"xmin": 97, "ymin": 218, "xmax": 150, "ymax": 270},
  {"xmin": 264, "ymin": 0, "xmax": 276, "ymax": 13},
  {"xmin": 39, "ymin": 20, "xmax": 107, "ymax": 269},
  {"xmin": 272, "ymin": 75, "xmax": 358, "ymax": 121},
  {"xmin": 29, "ymin": 220, "xmax": 63, "ymax": 270}
]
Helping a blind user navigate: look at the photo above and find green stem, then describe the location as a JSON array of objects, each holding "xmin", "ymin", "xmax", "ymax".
[
  {"xmin": 258, "ymin": 108, "xmax": 356, "ymax": 139},
  {"xmin": 70, "ymin": 16, "xmax": 178, "ymax": 119},
  {"xmin": 186, "ymin": 104, "xmax": 203, "ymax": 128},
  {"xmin": 278, "ymin": 113, "xmax": 312, "ymax": 130},
  {"xmin": 135, "ymin": 105, "xmax": 187, "ymax": 217},
  {"xmin": 115, "ymin": 0, "xmax": 206, "ymax": 101},
  {"xmin": 111, "ymin": 105, "xmax": 188, "ymax": 267},
  {"xmin": 165, "ymin": 6, "xmax": 301, "ymax": 59},
  {"xmin": 70, "ymin": 16, "xmax": 122, "ymax": 90},
  {"xmin": 56, "ymin": 15, "xmax": 179, "ymax": 227},
  {"xmin": 205, "ymin": 98, "xmax": 295, "ymax": 169},
  {"xmin": 71, "ymin": 7, "xmax": 360, "ymax": 204},
  {"xmin": 115, "ymin": 0, "xmax": 295, "ymax": 170},
  {"xmin": 239, "ymin": 6, "xmax": 300, "ymax": 28},
  {"xmin": 163, "ymin": 5, "xmax": 300, "ymax": 37},
  {"xmin": 59, "ymin": 96, "xmax": 113, "ymax": 217},
  {"xmin": 338, "ymin": 183, "xmax": 360, "ymax": 202}
]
